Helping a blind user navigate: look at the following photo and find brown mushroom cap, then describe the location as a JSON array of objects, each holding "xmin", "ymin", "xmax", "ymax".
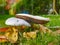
[{"xmin": 16, "ymin": 14, "xmax": 50, "ymax": 24}]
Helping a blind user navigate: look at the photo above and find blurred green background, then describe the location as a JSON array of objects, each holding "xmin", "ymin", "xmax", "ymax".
[{"xmin": 0, "ymin": 0, "xmax": 60, "ymax": 15}]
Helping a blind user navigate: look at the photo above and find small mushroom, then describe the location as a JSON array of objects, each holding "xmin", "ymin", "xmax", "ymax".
[
  {"xmin": 5, "ymin": 17, "xmax": 31, "ymax": 43},
  {"xmin": 5, "ymin": 17, "xmax": 31, "ymax": 27},
  {"xmin": 16, "ymin": 14, "xmax": 50, "ymax": 24}
]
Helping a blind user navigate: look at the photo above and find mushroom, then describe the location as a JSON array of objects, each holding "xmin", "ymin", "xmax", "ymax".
[
  {"xmin": 16, "ymin": 14, "xmax": 50, "ymax": 24},
  {"xmin": 5, "ymin": 17, "xmax": 31, "ymax": 43},
  {"xmin": 5, "ymin": 17, "xmax": 31, "ymax": 27}
]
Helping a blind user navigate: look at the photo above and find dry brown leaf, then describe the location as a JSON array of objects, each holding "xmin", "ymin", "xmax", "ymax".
[
  {"xmin": 39, "ymin": 24, "xmax": 52, "ymax": 34},
  {"xmin": 5, "ymin": 27, "xmax": 18, "ymax": 43},
  {"xmin": 23, "ymin": 31, "xmax": 37, "ymax": 39}
]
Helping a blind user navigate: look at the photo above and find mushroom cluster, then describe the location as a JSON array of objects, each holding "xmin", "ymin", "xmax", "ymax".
[{"xmin": 0, "ymin": 14, "xmax": 50, "ymax": 43}]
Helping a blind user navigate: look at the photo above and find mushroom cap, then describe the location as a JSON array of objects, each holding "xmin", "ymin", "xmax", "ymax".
[
  {"xmin": 16, "ymin": 14, "xmax": 50, "ymax": 24},
  {"xmin": 5, "ymin": 17, "xmax": 31, "ymax": 27}
]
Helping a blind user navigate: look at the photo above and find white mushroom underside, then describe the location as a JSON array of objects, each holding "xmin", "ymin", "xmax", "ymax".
[
  {"xmin": 5, "ymin": 17, "xmax": 31, "ymax": 26},
  {"xmin": 16, "ymin": 14, "xmax": 50, "ymax": 21}
]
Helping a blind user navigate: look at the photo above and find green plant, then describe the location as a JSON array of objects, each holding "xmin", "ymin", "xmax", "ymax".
[{"xmin": 18, "ymin": 0, "xmax": 53, "ymax": 15}]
